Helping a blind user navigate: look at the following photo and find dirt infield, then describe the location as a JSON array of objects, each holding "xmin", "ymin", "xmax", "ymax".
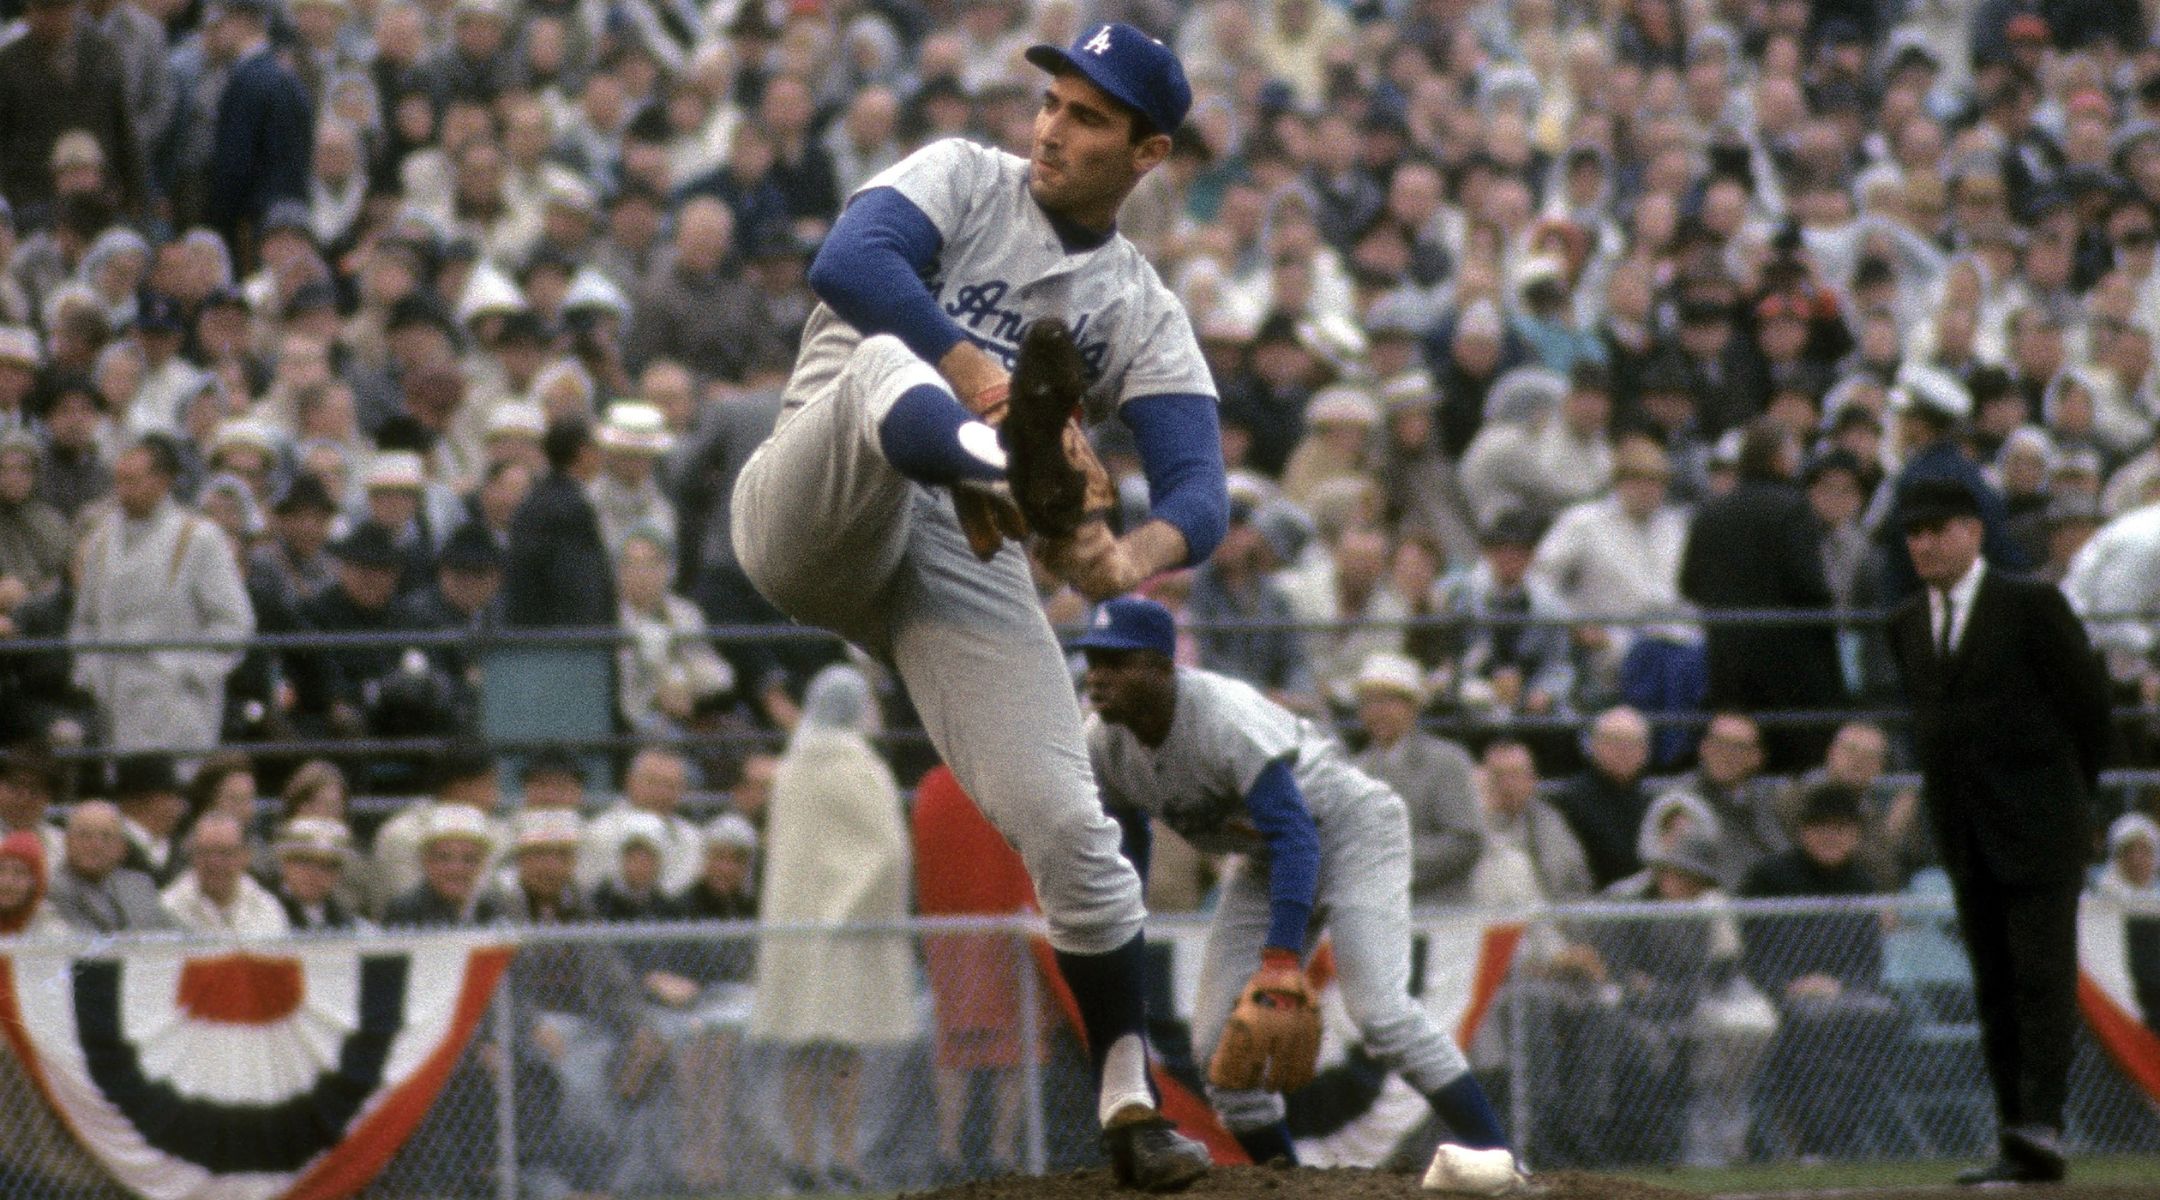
[
  {"xmin": 1716, "ymin": 1188, "xmax": 2160, "ymax": 1200},
  {"xmin": 1718, "ymin": 1188, "xmax": 2160, "ymax": 1199},
  {"xmin": 891, "ymin": 1164, "xmax": 2160, "ymax": 1200},
  {"xmin": 893, "ymin": 1165, "xmax": 1691, "ymax": 1200}
]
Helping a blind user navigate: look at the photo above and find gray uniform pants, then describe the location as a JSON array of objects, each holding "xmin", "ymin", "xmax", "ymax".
[
  {"xmin": 1190, "ymin": 794, "xmax": 1472, "ymax": 1133},
  {"xmin": 731, "ymin": 335, "xmax": 1145, "ymax": 955}
]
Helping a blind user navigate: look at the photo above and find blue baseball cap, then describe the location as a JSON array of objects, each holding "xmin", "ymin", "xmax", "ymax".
[
  {"xmin": 1025, "ymin": 22, "xmax": 1192, "ymax": 136},
  {"xmin": 1071, "ymin": 597, "xmax": 1177, "ymax": 658}
]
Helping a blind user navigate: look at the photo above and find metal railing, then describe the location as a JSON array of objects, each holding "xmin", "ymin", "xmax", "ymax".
[
  {"xmin": 18, "ymin": 607, "xmax": 2160, "ymax": 773},
  {"xmin": 0, "ymin": 896, "xmax": 2153, "ymax": 1196},
  {"xmin": 31, "ymin": 605, "xmax": 2160, "ymax": 656}
]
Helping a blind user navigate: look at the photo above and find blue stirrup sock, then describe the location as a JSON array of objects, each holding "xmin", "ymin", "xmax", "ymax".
[
  {"xmin": 877, "ymin": 383, "xmax": 1006, "ymax": 485},
  {"xmin": 1233, "ymin": 1122, "xmax": 1299, "ymax": 1165},
  {"xmin": 1055, "ymin": 932, "xmax": 1158, "ymax": 1123},
  {"xmin": 1425, "ymin": 1073, "xmax": 1510, "ymax": 1150}
]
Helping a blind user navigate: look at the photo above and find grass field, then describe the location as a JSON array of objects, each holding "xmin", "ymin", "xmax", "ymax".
[
  {"xmin": 1621, "ymin": 1154, "xmax": 2160, "ymax": 1193},
  {"xmin": 649, "ymin": 1155, "xmax": 2160, "ymax": 1200}
]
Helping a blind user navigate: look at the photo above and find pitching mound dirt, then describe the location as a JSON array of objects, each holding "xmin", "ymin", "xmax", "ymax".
[
  {"xmin": 896, "ymin": 1165, "xmax": 1692, "ymax": 1200},
  {"xmin": 1719, "ymin": 1189, "xmax": 2160, "ymax": 1200}
]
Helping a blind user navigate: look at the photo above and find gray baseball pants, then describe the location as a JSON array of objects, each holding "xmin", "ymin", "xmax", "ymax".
[
  {"xmin": 1190, "ymin": 793, "xmax": 1473, "ymax": 1133},
  {"xmin": 731, "ymin": 334, "xmax": 1146, "ymax": 955}
]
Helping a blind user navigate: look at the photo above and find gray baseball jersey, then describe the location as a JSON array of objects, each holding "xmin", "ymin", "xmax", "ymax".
[
  {"xmin": 1085, "ymin": 666, "xmax": 1472, "ymax": 1134},
  {"xmin": 1087, "ymin": 667, "xmax": 1392, "ymax": 856},
  {"xmin": 782, "ymin": 138, "xmax": 1216, "ymax": 425},
  {"xmin": 731, "ymin": 137, "xmax": 1215, "ymax": 961}
]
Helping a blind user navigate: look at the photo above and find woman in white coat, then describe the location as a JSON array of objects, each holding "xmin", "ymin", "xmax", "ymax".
[{"xmin": 750, "ymin": 665, "xmax": 920, "ymax": 1190}]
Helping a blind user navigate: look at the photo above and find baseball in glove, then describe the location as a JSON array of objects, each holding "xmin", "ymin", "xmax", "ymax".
[
  {"xmin": 1002, "ymin": 318, "xmax": 1115, "ymax": 539},
  {"xmin": 1207, "ymin": 948, "xmax": 1320, "ymax": 1094}
]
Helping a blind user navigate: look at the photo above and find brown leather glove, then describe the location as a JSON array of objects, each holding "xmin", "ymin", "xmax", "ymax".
[
  {"xmin": 1207, "ymin": 948, "xmax": 1320, "ymax": 1094},
  {"xmin": 953, "ymin": 483, "xmax": 1029, "ymax": 561},
  {"xmin": 952, "ymin": 424, "xmax": 1112, "ymax": 563},
  {"xmin": 1002, "ymin": 319, "xmax": 1114, "ymax": 538}
]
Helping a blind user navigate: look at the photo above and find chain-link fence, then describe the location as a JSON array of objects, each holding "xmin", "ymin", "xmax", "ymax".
[
  {"xmin": 379, "ymin": 917, "xmax": 1113, "ymax": 1200},
  {"xmin": 0, "ymin": 899, "xmax": 2154, "ymax": 1198},
  {"xmin": 1486, "ymin": 893, "xmax": 2160, "ymax": 1172}
]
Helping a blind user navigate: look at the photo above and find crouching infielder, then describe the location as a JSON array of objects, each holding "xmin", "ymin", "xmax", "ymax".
[{"xmin": 1075, "ymin": 597, "xmax": 1530, "ymax": 1189}]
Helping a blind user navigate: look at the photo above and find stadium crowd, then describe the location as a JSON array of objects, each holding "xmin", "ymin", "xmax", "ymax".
[{"xmin": 1, "ymin": 0, "xmax": 2160, "ymax": 1186}]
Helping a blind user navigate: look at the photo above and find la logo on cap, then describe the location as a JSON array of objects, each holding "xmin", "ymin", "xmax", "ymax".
[
  {"xmin": 1084, "ymin": 25, "xmax": 1112, "ymax": 54},
  {"xmin": 1094, "ymin": 608, "xmax": 1112, "ymax": 627}
]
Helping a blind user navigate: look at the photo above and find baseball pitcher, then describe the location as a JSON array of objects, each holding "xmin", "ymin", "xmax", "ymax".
[{"xmin": 729, "ymin": 22, "xmax": 1228, "ymax": 1191}]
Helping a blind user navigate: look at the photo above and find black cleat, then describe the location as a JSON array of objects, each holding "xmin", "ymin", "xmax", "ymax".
[
  {"xmin": 1001, "ymin": 317, "xmax": 1092, "ymax": 537},
  {"xmin": 1958, "ymin": 1126, "xmax": 2067, "ymax": 1187},
  {"xmin": 1956, "ymin": 1158, "xmax": 2056, "ymax": 1186},
  {"xmin": 1102, "ymin": 1113, "xmax": 1211, "ymax": 1192},
  {"xmin": 1997, "ymin": 1124, "xmax": 2068, "ymax": 1181}
]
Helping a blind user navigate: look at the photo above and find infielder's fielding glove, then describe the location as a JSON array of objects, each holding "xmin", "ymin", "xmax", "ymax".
[
  {"xmin": 1002, "ymin": 318, "xmax": 1115, "ymax": 538},
  {"xmin": 1207, "ymin": 949, "xmax": 1320, "ymax": 1094}
]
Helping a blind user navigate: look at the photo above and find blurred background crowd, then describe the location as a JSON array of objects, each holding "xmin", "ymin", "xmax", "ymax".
[
  {"xmin": 0, "ymin": 0, "xmax": 2158, "ymax": 1174},
  {"xmin": 2, "ymin": 0, "xmax": 2160, "ymax": 766}
]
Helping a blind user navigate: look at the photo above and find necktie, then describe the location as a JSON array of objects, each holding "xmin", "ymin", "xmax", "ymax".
[{"xmin": 1937, "ymin": 591, "xmax": 1955, "ymax": 662}]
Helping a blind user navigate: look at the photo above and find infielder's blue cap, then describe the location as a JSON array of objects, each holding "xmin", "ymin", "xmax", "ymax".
[
  {"xmin": 1071, "ymin": 597, "xmax": 1177, "ymax": 658},
  {"xmin": 1026, "ymin": 22, "xmax": 1192, "ymax": 136}
]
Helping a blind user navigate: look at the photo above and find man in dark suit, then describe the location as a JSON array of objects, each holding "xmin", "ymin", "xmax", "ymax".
[
  {"xmin": 1888, "ymin": 477, "xmax": 2111, "ymax": 1185},
  {"xmin": 396, "ymin": 520, "xmax": 505, "ymax": 710},
  {"xmin": 297, "ymin": 523, "xmax": 418, "ymax": 736},
  {"xmin": 504, "ymin": 416, "xmax": 617, "ymax": 628},
  {"xmin": 0, "ymin": 0, "xmax": 139, "ymax": 218},
  {"xmin": 111, "ymin": 754, "xmax": 188, "ymax": 886},
  {"xmin": 204, "ymin": 0, "xmax": 313, "ymax": 265},
  {"xmin": 1872, "ymin": 386, "xmax": 2027, "ymax": 602},
  {"xmin": 1680, "ymin": 416, "xmax": 1844, "ymax": 770}
]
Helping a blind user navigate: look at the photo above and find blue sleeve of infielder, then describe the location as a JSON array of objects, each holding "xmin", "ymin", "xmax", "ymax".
[
  {"xmin": 807, "ymin": 187, "xmax": 970, "ymax": 365},
  {"xmin": 1246, "ymin": 758, "xmax": 1319, "ymax": 953},
  {"xmin": 1121, "ymin": 392, "xmax": 1228, "ymax": 565},
  {"xmin": 1111, "ymin": 804, "xmax": 1153, "ymax": 884}
]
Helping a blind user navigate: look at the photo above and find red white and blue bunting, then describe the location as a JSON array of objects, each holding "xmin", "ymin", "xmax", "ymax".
[
  {"xmin": 0, "ymin": 934, "xmax": 512, "ymax": 1200},
  {"xmin": 2077, "ymin": 898, "xmax": 2160, "ymax": 1106}
]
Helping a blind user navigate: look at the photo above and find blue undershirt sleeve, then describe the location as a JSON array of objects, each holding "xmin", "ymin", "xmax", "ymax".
[
  {"xmin": 806, "ymin": 187, "xmax": 971, "ymax": 365},
  {"xmin": 1245, "ymin": 758, "xmax": 1320, "ymax": 954},
  {"xmin": 1120, "ymin": 392, "xmax": 1228, "ymax": 565},
  {"xmin": 1111, "ymin": 804, "xmax": 1154, "ymax": 885}
]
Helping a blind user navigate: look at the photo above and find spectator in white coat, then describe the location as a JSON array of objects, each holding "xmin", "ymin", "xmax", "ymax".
[
  {"xmin": 162, "ymin": 814, "xmax": 290, "ymax": 935},
  {"xmin": 71, "ymin": 436, "xmax": 254, "ymax": 752},
  {"xmin": 1532, "ymin": 435, "xmax": 1693, "ymax": 700}
]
